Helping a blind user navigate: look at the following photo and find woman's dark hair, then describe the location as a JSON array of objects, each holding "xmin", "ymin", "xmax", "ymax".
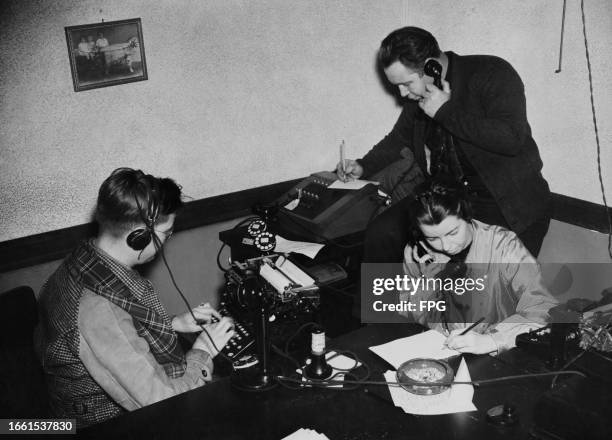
[
  {"xmin": 95, "ymin": 167, "xmax": 183, "ymax": 236},
  {"xmin": 409, "ymin": 178, "xmax": 472, "ymax": 239},
  {"xmin": 379, "ymin": 26, "xmax": 441, "ymax": 70}
]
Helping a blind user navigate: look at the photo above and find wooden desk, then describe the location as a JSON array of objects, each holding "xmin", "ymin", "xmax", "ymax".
[{"xmin": 78, "ymin": 324, "xmax": 608, "ymax": 440}]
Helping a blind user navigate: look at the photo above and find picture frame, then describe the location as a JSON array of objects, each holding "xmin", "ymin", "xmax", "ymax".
[{"xmin": 65, "ymin": 18, "xmax": 148, "ymax": 92}]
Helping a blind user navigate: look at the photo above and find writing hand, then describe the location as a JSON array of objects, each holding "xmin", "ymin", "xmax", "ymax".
[
  {"xmin": 444, "ymin": 328, "xmax": 497, "ymax": 355},
  {"xmin": 336, "ymin": 159, "xmax": 364, "ymax": 182},
  {"xmin": 418, "ymin": 79, "xmax": 451, "ymax": 118}
]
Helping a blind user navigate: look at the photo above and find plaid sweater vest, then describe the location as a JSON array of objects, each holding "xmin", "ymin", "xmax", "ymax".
[{"xmin": 37, "ymin": 241, "xmax": 186, "ymax": 427}]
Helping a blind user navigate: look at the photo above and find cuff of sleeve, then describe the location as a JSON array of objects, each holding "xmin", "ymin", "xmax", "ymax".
[
  {"xmin": 432, "ymin": 100, "xmax": 452, "ymax": 124},
  {"xmin": 487, "ymin": 331, "xmax": 506, "ymax": 355},
  {"xmin": 187, "ymin": 348, "xmax": 214, "ymax": 381},
  {"xmin": 355, "ymin": 158, "xmax": 370, "ymax": 178}
]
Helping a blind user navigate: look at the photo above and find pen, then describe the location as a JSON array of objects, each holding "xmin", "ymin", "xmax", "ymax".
[
  {"xmin": 460, "ymin": 317, "xmax": 485, "ymax": 335},
  {"xmin": 339, "ymin": 140, "xmax": 346, "ymax": 177}
]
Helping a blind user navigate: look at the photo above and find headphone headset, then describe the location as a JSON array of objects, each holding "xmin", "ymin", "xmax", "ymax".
[
  {"xmin": 423, "ymin": 59, "xmax": 443, "ymax": 89},
  {"xmin": 126, "ymin": 178, "xmax": 161, "ymax": 251}
]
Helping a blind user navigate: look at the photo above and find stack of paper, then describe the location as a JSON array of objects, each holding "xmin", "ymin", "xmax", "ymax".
[
  {"xmin": 369, "ymin": 330, "xmax": 477, "ymax": 415},
  {"xmin": 384, "ymin": 358, "xmax": 477, "ymax": 415},
  {"xmin": 282, "ymin": 428, "xmax": 330, "ymax": 440}
]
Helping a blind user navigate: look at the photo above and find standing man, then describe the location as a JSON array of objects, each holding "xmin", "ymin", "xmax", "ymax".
[
  {"xmin": 337, "ymin": 27, "xmax": 551, "ymax": 261},
  {"xmin": 36, "ymin": 168, "xmax": 235, "ymax": 427}
]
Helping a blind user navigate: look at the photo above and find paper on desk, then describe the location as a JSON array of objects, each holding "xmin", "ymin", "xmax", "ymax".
[
  {"xmin": 275, "ymin": 235, "xmax": 324, "ymax": 259},
  {"xmin": 384, "ymin": 357, "xmax": 476, "ymax": 415},
  {"xmin": 282, "ymin": 428, "xmax": 330, "ymax": 440},
  {"xmin": 369, "ymin": 330, "xmax": 459, "ymax": 369},
  {"xmin": 327, "ymin": 179, "xmax": 379, "ymax": 190}
]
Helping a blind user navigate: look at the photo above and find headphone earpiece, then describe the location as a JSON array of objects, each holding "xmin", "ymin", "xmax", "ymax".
[
  {"xmin": 126, "ymin": 228, "xmax": 152, "ymax": 251},
  {"xmin": 126, "ymin": 177, "xmax": 160, "ymax": 252}
]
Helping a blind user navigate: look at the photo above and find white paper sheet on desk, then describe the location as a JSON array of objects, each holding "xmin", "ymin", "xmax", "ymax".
[
  {"xmin": 384, "ymin": 357, "xmax": 476, "ymax": 415},
  {"xmin": 275, "ymin": 235, "xmax": 324, "ymax": 259},
  {"xmin": 369, "ymin": 330, "xmax": 459, "ymax": 369},
  {"xmin": 282, "ymin": 428, "xmax": 330, "ymax": 440},
  {"xmin": 327, "ymin": 179, "xmax": 379, "ymax": 190}
]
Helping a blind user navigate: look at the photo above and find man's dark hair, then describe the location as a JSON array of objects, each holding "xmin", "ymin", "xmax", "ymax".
[
  {"xmin": 379, "ymin": 26, "xmax": 441, "ymax": 70},
  {"xmin": 95, "ymin": 167, "xmax": 183, "ymax": 236},
  {"xmin": 409, "ymin": 178, "xmax": 472, "ymax": 237}
]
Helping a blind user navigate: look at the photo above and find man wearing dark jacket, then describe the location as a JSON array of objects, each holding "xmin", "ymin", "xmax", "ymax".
[{"xmin": 337, "ymin": 26, "xmax": 551, "ymax": 261}]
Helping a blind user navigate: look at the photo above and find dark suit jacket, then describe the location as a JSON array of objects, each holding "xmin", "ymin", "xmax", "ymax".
[{"xmin": 358, "ymin": 51, "xmax": 551, "ymax": 233}]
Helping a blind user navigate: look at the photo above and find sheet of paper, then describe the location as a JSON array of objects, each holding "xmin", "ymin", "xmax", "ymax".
[
  {"xmin": 327, "ymin": 179, "xmax": 379, "ymax": 190},
  {"xmin": 275, "ymin": 235, "xmax": 325, "ymax": 259},
  {"xmin": 275, "ymin": 255, "xmax": 316, "ymax": 287},
  {"xmin": 369, "ymin": 330, "xmax": 459, "ymax": 369},
  {"xmin": 282, "ymin": 428, "xmax": 330, "ymax": 440},
  {"xmin": 384, "ymin": 358, "xmax": 476, "ymax": 415}
]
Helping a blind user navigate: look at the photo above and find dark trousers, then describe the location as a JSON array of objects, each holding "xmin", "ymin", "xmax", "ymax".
[{"xmin": 362, "ymin": 194, "xmax": 550, "ymax": 263}]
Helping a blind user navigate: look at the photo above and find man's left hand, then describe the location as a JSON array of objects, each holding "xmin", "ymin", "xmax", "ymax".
[
  {"xmin": 418, "ymin": 79, "xmax": 451, "ymax": 118},
  {"xmin": 172, "ymin": 302, "xmax": 222, "ymax": 333}
]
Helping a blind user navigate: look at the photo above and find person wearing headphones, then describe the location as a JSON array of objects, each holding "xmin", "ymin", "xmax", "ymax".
[
  {"xmin": 401, "ymin": 179, "xmax": 557, "ymax": 355},
  {"xmin": 337, "ymin": 26, "xmax": 551, "ymax": 262},
  {"xmin": 36, "ymin": 168, "xmax": 235, "ymax": 427}
]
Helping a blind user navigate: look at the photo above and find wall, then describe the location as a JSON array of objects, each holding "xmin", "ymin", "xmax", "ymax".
[
  {"xmin": 0, "ymin": 0, "xmax": 402, "ymax": 241},
  {"xmin": 1, "ymin": 1, "xmax": 611, "ymax": 310},
  {"xmin": 2, "ymin": 0, "xmax": 611, "ymax": 244},
  {"xmin": 0, "ymin": 218, "xmax": 240, "ymax": 315}
]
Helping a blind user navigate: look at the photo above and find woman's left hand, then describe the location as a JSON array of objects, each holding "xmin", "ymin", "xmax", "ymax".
[
  {"xmin": 172, "ymin": 302, "xmax": 222, "ymax": 333},
  {"xmin": 444, "ymin": 329, "xmax": 497, "ymax": 355}
]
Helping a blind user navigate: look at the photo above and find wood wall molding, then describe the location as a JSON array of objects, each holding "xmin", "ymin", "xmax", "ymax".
[
  {"xmin": 0, "ymin": 184, "xmax": 609, "ymax": 273},
  {"xmin": 0, "ymin": 179, "xmax": 301, "ymax": 273}
]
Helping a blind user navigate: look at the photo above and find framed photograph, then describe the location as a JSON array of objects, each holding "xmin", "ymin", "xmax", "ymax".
[{"xmin": 65, "ymin": 18, "xmax": 147, "ymax": 92}]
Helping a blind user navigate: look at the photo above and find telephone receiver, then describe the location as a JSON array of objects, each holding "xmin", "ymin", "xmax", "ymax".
[
  {"xmin": 423, "ymin": 59, "xmax": 443, "ymax": 89},
  {"xmin": 413, "ymin": 236, "xmax": 434, "ymax": 266}
]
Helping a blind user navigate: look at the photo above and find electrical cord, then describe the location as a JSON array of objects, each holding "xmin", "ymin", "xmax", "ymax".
[
  {"xmin": 216, "ymin": 216, "xmax": 263, "ymax": 272},
  {"xmin": 580, "ymin": 0, "xmax": 612, "ymax": 259},
  {"xmin": 274, "ymin": 348, "xmax": 371, "ymax": 392},
  {"xmin": 276, "ymin": 369, "xmax": 586, "ymax": 390},
  {"xmin": 284, "ymin": 321, "xmax": 318, "ymax": 355},
  {"xmin": 153, "ymin": 233, "xmax": 234, "ymax": 365},
  {"xmin": 216, "ymin": 242, "xmax": 229, "ymax": 272}
]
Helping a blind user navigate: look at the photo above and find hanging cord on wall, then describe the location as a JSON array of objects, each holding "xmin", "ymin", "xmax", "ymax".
[
  {"xmin": 580, "ymin": 0, "xmax": 612, "ymax": 259},
  {"xmin": 554, "ymin": 0, "xmax": 567, "ymax": 73}
]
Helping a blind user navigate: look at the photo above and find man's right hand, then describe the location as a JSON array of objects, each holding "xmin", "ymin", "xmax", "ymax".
[
  {"xmin": 192, "ymin": 317, "xmax": 236, "ymax": 357},
  {"xmin": 336, "ymin": 159, "xmax": 364, "ymax": 182}
]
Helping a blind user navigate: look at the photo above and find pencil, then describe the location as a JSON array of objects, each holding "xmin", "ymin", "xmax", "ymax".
[
  {"xmin": 339, "ymin": 140, "xmax": 346, "ymax": 175},
  {"xmin": 460, "ymin": 317, "xmax": 485, "ymax": 335}
]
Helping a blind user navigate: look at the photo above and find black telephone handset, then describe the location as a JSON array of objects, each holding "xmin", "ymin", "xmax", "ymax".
[
  {"xmin": 423, "ymin": 59, "xmax": 443, "ymax": 89},
  {"xmin": 412, "ymin": 232, "xmax": 433, "ymax": 265}
]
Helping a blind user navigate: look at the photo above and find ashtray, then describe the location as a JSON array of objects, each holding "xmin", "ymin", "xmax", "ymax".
[{"xmin": 396, "ymin": 358, "xmax": 454, "ymax": 395}]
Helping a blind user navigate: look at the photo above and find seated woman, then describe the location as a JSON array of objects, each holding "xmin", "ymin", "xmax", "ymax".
[{"xmin": 402, "ymin": 179, "xmax": 557, "ymax": 354}]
